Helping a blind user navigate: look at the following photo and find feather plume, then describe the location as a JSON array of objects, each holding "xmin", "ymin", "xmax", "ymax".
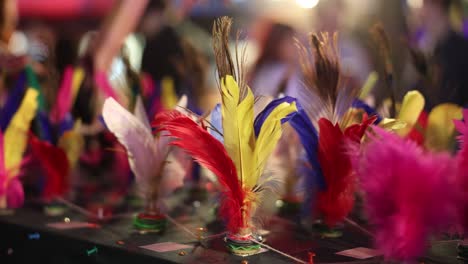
[
  {"xmin": 102, "ymin": 98, "xmax": 184, "ymax": 209},
  {"xmin": 29, "ymin": 135, "xmax": 69, "ymax": 201},
  {"xmin": 51, "ymin": 66, "xmax": 74, "ymax": 123},
  {"xmin": 154, "ymin": 110, "xmax": 245, "ymax": 233},
  {"xmin": 58, "ymin": 121, "xmax": 84, "ymax": 169},
  {"xmin": 424, "ymin": 103, "xmax": 462, "ymax": 151},
  {"xmin": 6, "ymin": 178, "xmax": 24, "ymax": 209},
  {"xmin": 161, "ymin": 77, "xmax": 178, "ymax": 110},
  {"xmin": 396, "ymin": 90, "xmax": 425, "ymax": 137},
  {"xmin": 353, "ymin": 127, "xmax": 456, "ymax": 261},
  {"xmin": 220, "ymin": 75, "xmax": 256, "ymax": 189},
  {"xmin": 5, "ymin": 88, "xmax": 38, "ymax": 176},
  {"xmin": 316, "ymin": 118, "xmax": 355, "ymax": 227},
  {"xmin": 297, "ymin": 32, "xmax": 359, "ymax": 123}
]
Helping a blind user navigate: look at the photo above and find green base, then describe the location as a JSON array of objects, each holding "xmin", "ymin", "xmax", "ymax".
[
  {"xmin": 133, "ymin": 213, "xmax": 167, "ymax": 233},
  {"xmin": 225, "ymin": 235, "xmax": 261, "ymax": 256},
  {"xmin": 313, "ymin": 221, "xmax": 343, "ymax": 238},
  {"xmin": 44, "ymin": 204, "xmax": 67, "ymax": 216}
]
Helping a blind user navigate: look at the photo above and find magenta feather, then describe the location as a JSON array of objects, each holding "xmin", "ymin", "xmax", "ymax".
[
  {"xmin": 94, "ymin": 71, "xmax": 119, "ymax": 100},
  {"xmin": 353, "ymin": 127, "xmax": 456, "ymax": 261},
  {"xmin": 6, "ymin": 178, "xmax": 24, "ymax": 209},
  {"xmin": 50, "ymin": 66, "xmax": 74, "ymax": 123},
  {"xmin": 454, "ymin": 109, "xmax": 468, "ymax": 232}
]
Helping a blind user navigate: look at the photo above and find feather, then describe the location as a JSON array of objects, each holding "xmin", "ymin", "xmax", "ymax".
[
  {"xmin": 6, "ymin": 178, "xmax": 24, "ymax": 209},
  {"xmin": 154, "ymin": 110, "xmax": 245, "ymax": 233},
  {"xmin": 359, "ymin": 71, "xmax": 378, "ymax": 99},
  {"xmin": 209, "ymin": 104, "xmax": 224, "ymax": 142},
  {"xmin": 161, "ymin": 77, "xmax": 178, "ymax": 110},
  {"xmin": 36, "ymin": 111, "xmax": 53, "ymax": 143},
  {"xmin": 58, "ymin": 121, "xmax": 84, "ymax": 169},
  {"xmin": 220, "ymin": 75, "xmax": 256, "ymax": 189},
  {"xmin": 253, "ymin": 98, "xmax": 298, "ymax": 190},
  {"xmin": 51, "ymin": 66, "xmax": 74, "ymax": 123},
  {"xmin": 352, "ymin": 99, "xmax": 382, "ymax": 124},
  {"xmin": 134, "ymin": 95, "xmax": 151, "ymax": 130},
  {"xmin": 395, "ymin": 90, "xmax": 425, "ymax": 137},
  {"xmin": 102, "ymin": 98, "xmax": 183, "ymax": 205},
  {"xmin": 316, "ymin": 118, "xmax": 355, "ymax": 227},
  {"xmin": 29, "ymin": 135, "xmax": 69, "ymax": 201},
  {"xmin": 5, "ymin": 88, "xmax": 38, "ymax": 176},
  {"xmin": 354, "ymin": 127, "xmax": 456, "ymax": 261},
  {"xmin": 0, "ymin": 71, "xmax": 27, "ymax": 130},
  {"xmin": 71, "ymin": 67, "xmax": 85, "ymax": 107},
  {"xmin": 424, "ymin": 103, "xmax": 462, "ymax": 151},
  {"xmin": 25, "ymin": 65, "xmax": 46, "ymax": 111},
  {"xmin": 406, "ymin": 111, "xmax": 428, "ymax": 146},
  {"xmin": 94, "ymin": 71, "xmax": 119, "ymax": 100}
]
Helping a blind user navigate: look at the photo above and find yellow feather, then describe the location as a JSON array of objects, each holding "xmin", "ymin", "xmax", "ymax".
[
  {"xmin": 5, "ymin": 88, "xmax": 39, "ymax": 177},
  {"xmin": 58, "ymin": 120, "xmax": 84, "ymax": 168},
  {"xmin": 380, "ymin": 118, "xmax": 407, "ymax": 131},
  {"xmin": 424, "ymin": 103, "xmax": 462, "ymax": 151},
  {"xmin": 220, "ymin": 75, "xmax": 255, "ymax": 188},
  {"xmin": 71, "ymin": 67, "xmax": 85, "ymax": 106},
  {"xmin": 396, "ymin": 90, "xmax": 425, "ymax": 137},
  {"xmin": 253, "ymin": 101, "xmax": 297, "ymax": 189},
  {"xmin": 359, "ymin": 71, "xmax": 378, "ymax": 99},
  {"xmin": 161, "ymin": 77, "xmax": 178, "ymax": 110}
]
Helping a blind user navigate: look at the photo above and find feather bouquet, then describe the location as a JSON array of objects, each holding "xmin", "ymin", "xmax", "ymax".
[
  {"xmin": 153, "ymin": 17, "xmax": 298, "ymax": 256},
  {"xmin": 294, "ymin": 32, "xmax": 376, "ymax": 233},
  {"xmin": 352, "ymin": 127, "xmax": 456, "ymax": 261},
  {"xmin": 102, "ymin": 95, "xmax": 187, "ymax": 232},
  {"xmin": 0, "ymin": 79, "xmax": 38, "ymax": 209}
]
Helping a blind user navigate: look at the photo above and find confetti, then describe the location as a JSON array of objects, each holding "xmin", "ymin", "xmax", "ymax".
[
  {"xmin": 87, "ymin": 246, "xmax": 98, "ymax": 256},
  {"xmin": 28, "ymin": 233, "xmax": 40, "ymax": 240}
]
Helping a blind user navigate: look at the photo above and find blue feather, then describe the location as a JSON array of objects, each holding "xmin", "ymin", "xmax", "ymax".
[
  {"xmin": 0, "ymin": 72, "xmax": 27, "ymax": 131},
  {"xmin": 58, "ymin": 113, "xmax": 75, "ymax": 138},
  {"xmin": 36, "ymin": 111, "xmax": 53, "ymax": 143},
  {"xmin": 209, "ymin": 104, "xmax": 224, "ymax": 143},
  {"xmin": 254, "ymin": 97, "xmax": 326, "ymax": 190},
  {"xmin": 352, "ymin": 99, "xmax": 382, "ymax": 124}
]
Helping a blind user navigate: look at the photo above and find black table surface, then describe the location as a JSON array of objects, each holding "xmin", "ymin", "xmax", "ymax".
[{"xmin": 0, "ymin": 200, "xmax": 460, "ymax": 264}]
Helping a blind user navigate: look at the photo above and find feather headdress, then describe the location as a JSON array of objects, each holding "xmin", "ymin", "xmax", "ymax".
[
  {"xmin": 295, "ymin": 32, "xmax": 376, "ymax": 226},
  {"xmin": 102, "ymin": 96, "xmax": 187, "ymax": 212},
  {"xmin": 154, "ymin": 17, "xmax": 297, "ymax": 234},
  {"xmin": 352, "ymin": 127, "xmax": 456, "ymax": 261}
]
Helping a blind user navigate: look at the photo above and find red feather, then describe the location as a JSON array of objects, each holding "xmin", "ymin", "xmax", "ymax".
[
  {"xmin": 317, "ymin": 115, "xmax": 375, "ymax": 227},
  {"xmin": 29, "ymin": 135, "xmax": 70, "ymax": 201},
  {"xmin": 153, "ymin": 110, "xmax": 246, "ymax": 233},
  {"xmin": 406, "ymin": 111, "xmax": 428, "ymax": 145},
  {"xmin": 50, "ymin": 66, "xmax": 74, "ymax": 123}
]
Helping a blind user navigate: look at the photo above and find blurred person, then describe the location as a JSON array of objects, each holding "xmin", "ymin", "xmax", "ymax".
[
  {"xmin": 249, "ymin": 22, "xmax": 300, "ymax": 97},
  {"xmin": 415, "ymin": 0, "xmax": 468, "ymax": 109}
]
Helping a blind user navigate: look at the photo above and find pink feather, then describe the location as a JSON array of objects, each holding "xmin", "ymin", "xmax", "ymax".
[
  {"xmin": 6, "ymin": 178, "xmax": 24, "ymax": 209},
  {"xmin": 154, "ymin": 110, "xmax": 246, "ymax": 233},
  {"xmin": 454, "ymin": 109, "xmax": 468, "ymax": 232},
  {"xmin": 353, "ymin": 127, "xmax": 456, "ymax": 261},
  {"xmin": 94, "ymin": 70, "xmax": 119, "ymax": 100},
  {"xmin": 50, "ymin": 66, "xmax": 74, "ymax": 123}
]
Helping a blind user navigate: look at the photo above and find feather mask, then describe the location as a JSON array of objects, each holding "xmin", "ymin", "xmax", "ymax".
[
  {"xmin": 153, "ymin": 16, "xmax": 297, "ymax": 235},
  {"xmin": 295, "ymin": 31, "xmax": 377, "ymax": 225},
  {"xmin": 352, "ymin": 127, "xmax": 456, "ymax": 261},
  {"xmin": 0, "ymin": 87, "xmax": 39, "ymax": 208},
  {"xmin": 102, "ymin": 96, "xmax": 188, "ymax": 212}
]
